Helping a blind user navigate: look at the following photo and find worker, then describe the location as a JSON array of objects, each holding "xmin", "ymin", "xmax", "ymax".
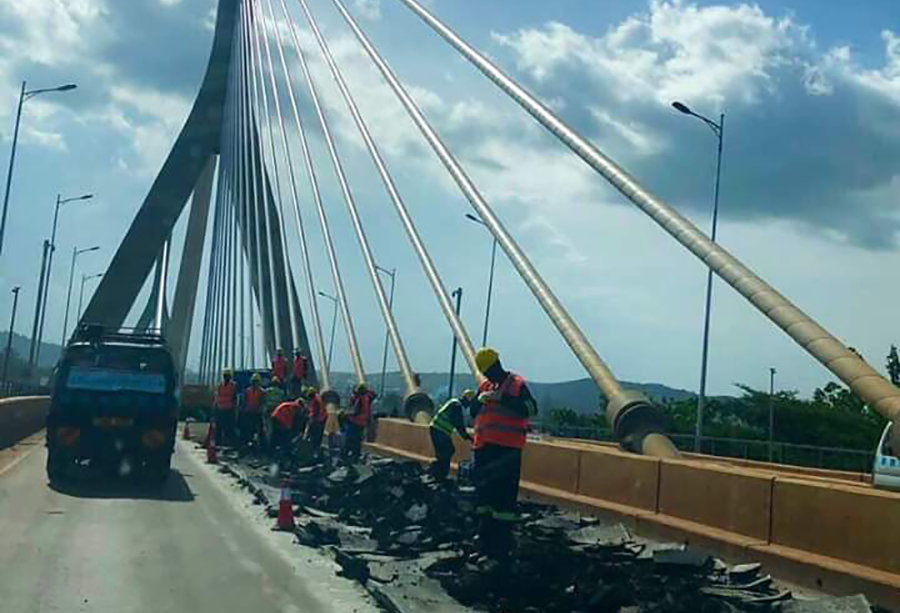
[
  {"xmin": 470, "ymin": 347, "xmax": 537, "ymax": 558},
  {"xmin": 270, "ymin": 396, "xmax": 304, "ymax": 457},
  {"xmin": 213, "ymin": 370, "xmax": 237, "ymax": 447},
  {"xmin": 344, "ymin": 383, "xmax": 375, "ymax": 460},
  {"xmin": 304, "ymin": 386, "xmax": 327, "ymax": 455},
  {"xmin": 272, "ymin": 348, "xmax": 287, "ymax": 387},
  {"xmin": 240, "ymin": 373, "xmax": 265, "ymax": 448},
  {"xmin": 429, "ymin": 389, "xmax": 474, "ymax": 480},
  {"xmin": 292, "ymin": 349, "xmax": 309, "ymax": 395},
  {"xmin": 262, "ymin": 376, "xmax": 286, "ymax": 449}
]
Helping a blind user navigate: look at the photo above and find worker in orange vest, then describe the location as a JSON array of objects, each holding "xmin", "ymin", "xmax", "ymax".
[
  {"xmin": 272, "ymin": 348, "xmax": 287, "ymax": 386},
  {"xmin": 304, "ymin": 386, "xmax": 327, "ymax": 455},
  {"xmin": 292, "ymin": 349, "xmax": 309, "ymax": 395},
  {"xmin": 213, "ymin": 370, "xmax": 237, "ymax": 447},
  {"xmin": 470, "ymin": 348, "xmax": 536, "ymax": 558},
  {"xmin": 240, "ymin": 373, "xmax": 265, "ymax": 448},
  {"xmin": 344, "ymin": 383, "xmax": 375, "ymax": 460},
  {"xmin": 271, "ymin": 396, "xmax": 304, "ymax": 457}
]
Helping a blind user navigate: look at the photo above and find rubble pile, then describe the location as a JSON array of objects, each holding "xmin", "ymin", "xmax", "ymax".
[{"xmin": 212, "ymin": 446, "xmax": 879, "ymax": 613}]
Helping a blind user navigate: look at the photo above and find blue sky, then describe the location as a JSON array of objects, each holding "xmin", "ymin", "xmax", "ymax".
[{"xmin": 0, "ymin": 0, "xmax": 899, "ymax": 398}]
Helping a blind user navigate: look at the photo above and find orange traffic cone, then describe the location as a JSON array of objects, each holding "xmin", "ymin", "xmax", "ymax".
[
  {"xmin": 182, "ymin": 421, "xmax": 191, "ymax": 440},
  {"xmin": 204, "ymin": 421, "xmax": 215, "ymax": 449},
  {"xmin": 207, "ymin": 431, "xmax": 218, "ymax": 464},
  {"xmin": 276, "ymin": 479, "xmax": 295, "ymax": 531}
]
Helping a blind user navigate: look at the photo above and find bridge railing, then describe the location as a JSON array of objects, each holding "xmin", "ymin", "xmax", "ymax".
[
  {"xmin": 0, "ymin": 381, "xmax": 50, "ymax": 399},
  {"xmin": 532, "ymin": 423, "xmax": 875, "ymax": 474}
]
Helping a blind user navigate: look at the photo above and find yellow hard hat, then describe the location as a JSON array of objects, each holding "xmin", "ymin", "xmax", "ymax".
[
  {"xmin": 271, "ymin": 375, "xmax": 281, "ymax": 384},
  {"xmin": 357, "ymin": 382, "xmax": 368, "ymax": 392},
  {"xmin": 223, "ymin": 369, "xmax": 233, "ymax": 377},
  {"xmin": 251, "ymin": 373, "xmax": 261, "ymax": 382},
  {"xmin": 460, "ymin": 389, "xmax": 475, "ymax": 401},
  {"xmin": 474, "ymin": 347, "xmax": 499, "ymax": 373}
]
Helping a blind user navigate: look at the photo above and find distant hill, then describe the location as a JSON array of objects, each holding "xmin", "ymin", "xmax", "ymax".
[
  {"xmin": 329, "ymin": 371, "xmax": 694, "ymax": 415},
  {"xmin": 0, "ymin": 332, "xmax": 62, "ymax": 370}
]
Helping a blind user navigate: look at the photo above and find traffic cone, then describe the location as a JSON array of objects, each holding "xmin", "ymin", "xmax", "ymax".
[
  {"xmin": 182, "ymin": 421, "xmax": 191, "ymax": 440},
  {"xmin": 207, "ymin": 431, "xmax": 218, "ymax": 464},
  {"xmin": 276, "ymin": 479, "xmax": 295, "ymax": 531},
  {"xmin": 204, "ymin": 421, "xmax": 215, "ymax": 449}
]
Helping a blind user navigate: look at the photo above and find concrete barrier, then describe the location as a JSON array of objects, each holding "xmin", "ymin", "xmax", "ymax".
[
  {"xmin": 770, "ymin": 477, "xmax": 900, "ymax": 574},
  {"xmin": 0, "ymin": 396, "xmax": 50, "ymax": 450},
  {"xmin": 657, "ymin": 459, "xmax": 773, "ymax": 541},
  {"xmin": 576, "ymin": 446, "xmax": 659, "ymax": 512}
]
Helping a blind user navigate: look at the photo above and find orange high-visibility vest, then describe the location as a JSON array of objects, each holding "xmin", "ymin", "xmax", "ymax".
[
  {"xmin": 272, "ymin": 401, "xmax": 299, "ymax": 430},
  {"xmin": 244, "ymin": 387, "xmax": 264, "ymax": 412},
  {"xmin": 473, "ymin": 374, "xmax": 528, "ymax": 450},
  {"xmin": 272, "ymin": 356, "xmax": 287, "ymax": 379},
  {"xmin": 293, "ymin": 355, "xmax": 308, "ymax": 379},
  {"xmin": 348, "ymin": 392, "xmax": 373, "ymax": 427},
  {"xmin": 216, "ymin": 381, "xmax": 236, "ymax": 410},
  {"xmin": 307, "ymin": 395, "xmax": 326, "ymax": 424}
]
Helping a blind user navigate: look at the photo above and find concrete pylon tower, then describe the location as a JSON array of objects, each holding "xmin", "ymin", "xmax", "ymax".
[{"xmin": 81, "ymin": 0, "xmax": 311, "ymax": 374}]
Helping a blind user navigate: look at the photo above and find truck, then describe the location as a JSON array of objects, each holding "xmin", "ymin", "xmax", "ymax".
[{"xmin": 46, "ymin": 324, "xmax": 179, "ymax": 484}]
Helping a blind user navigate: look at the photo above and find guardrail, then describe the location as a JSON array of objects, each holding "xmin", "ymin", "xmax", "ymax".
[
  {"xmin": 532, "ymin": 423, "xmax": 875, "ymax": 474},
  {"xmin": 0, "ymin": 381, "xmax": 50, "ymax": 399},
  {"xmin": 0, "ymin": 396, "xmax": 50, "ymax": 449}
]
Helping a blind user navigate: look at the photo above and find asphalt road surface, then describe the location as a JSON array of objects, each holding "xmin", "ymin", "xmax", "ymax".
[{"xmin": 0, "ymin": 438, "xmax": 376, "ymax": 613}]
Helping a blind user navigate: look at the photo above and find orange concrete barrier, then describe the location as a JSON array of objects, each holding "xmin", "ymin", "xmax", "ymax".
[
  {"xmin": 770, "ymin": 477, "xmax": 900, "ymax": 574},
  {"xmin": 657, "ymin": 459, "xmax": 774, "ymax": 542},
  {"xmin": 577, "ymin": 446, "xmax": 659, "ymax": 512},
  {"xmin": 522, "ymin": 441, "xmax": 581, "ymax": 493},
  {"xmin": 0, "ymin": 396, "xmax": 50, "ymax": 450}
]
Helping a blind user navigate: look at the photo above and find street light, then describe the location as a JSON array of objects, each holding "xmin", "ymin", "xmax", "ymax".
[
  {"xmin": 26, "ymin": 239, "xmax": 51, "ymax": 375},
  {"xmin": 32, "ymin": 192, "xmax": 94, "ymax": 367},
  {"xmin": 77, "ymin": 273, "xmax": 103, "ymax": 321},
  {"xmin": 447, "ymin": 287, "xmax": 463, "ymax": 399},
  {"xmin": 61, "ymin": 245, "xmax": 100, "ymax": 346},
  {"xmin": 768, "ymin": 367, "xmax": 777, "ymax": 462},
  {"xmin": 672, "ymin": 101, "xmax": 726, "ymax": 453},
  {"xmin": 0, "ymin": 82, "xmax": 78, "ymax": 258},
  {"xmin": 2, "ymin": 286, "xmax": 21, "ymax": 396},
  {"xmin": 318, "ymin": 291, "xmax": 338, "ymax": 374},
  {"xmin": 374, "ymin": 264, "xmax": 396, "ymax": 398},
  {"xmin": 465, "ymin": 213, "xmax": 498, "ymax": 346}
]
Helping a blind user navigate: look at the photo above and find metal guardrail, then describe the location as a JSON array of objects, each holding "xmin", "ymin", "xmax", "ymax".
[
  {"xmin": 0, "ymin": 381, "xmax": 50, "ymax": 399},
  {"xmin": 533, "ymin": 423, "xmax": 875, "ymax": 474}
]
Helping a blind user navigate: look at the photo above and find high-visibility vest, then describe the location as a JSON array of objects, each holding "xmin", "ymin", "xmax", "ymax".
[
  {"xmin": 473, "ymin": 374, "xmax": 528, "ymax": 450},
  {"xmin": 244, "ymin": 387, "xmax": 264, "ymax": 412},
  {"xmin": 264, "ymin": 387, "xmax": 285, "ymax": 412},
  {"xmin": 431, "ymin": 399, "xmax": 461, "ymax": 437},
  {"xmin": 216, "ymin": 381, "xmax": 236, "ymax": 410},
  {"xmin": 272, "ymin": 400, "xmax": 300, "ymax": 430},
  {"xmin": 348, "ymin": 392, "xmax": 373, "ymax": 427},
  {"xmin": 307, "ymin": 395, "xmax": 326, "ymax": 424},
  {"xmin": 293, "ymin": 356, "xmax": 308, "ymax": 379},
  {"xmin": 272, "ymin": 356, "xmax": 287, "ymax": 379}
]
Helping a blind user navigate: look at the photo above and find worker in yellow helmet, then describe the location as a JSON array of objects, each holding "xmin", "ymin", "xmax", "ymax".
[
  {"xmin": 429, "ymin": 389, "xmax": 474, "ymax": 481},
  {"xmin": 470, "ymin": 347, "xmax": 537, "ymax": 558}
]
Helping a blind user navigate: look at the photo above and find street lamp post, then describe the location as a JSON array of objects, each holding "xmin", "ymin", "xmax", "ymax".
[
  {"xmin": 318, "ymin": 291, "xmax": 338, "ymax": 375},
  {"xmin": 672, "ymin": 101, "xmax": 725, "ymax": 453},
  {"xmin": 35, "ymin": 193, "xmax": 93, "ymax": 366},
  {"xmin": 26, "ymin": 239, "xmax": 51, "ymax": 376},
  {"xmin": 2, "ymin": 286, "xmax": 21, "ymax": 396},
  {"xmin": 768, "ymin": 367, "xmax": 777, "ymax": 462},
  {"xmin": 61, "ymin": 245, "xmax": 100, "ymax": 346},
  {"xmin": 0, "ymin": 82, "xmax": 78, "ymax": 259},
  {"xmin": 77, "ymin": 273, "xmax": 103, "ymax": 321},
  {"xmin": 374, "ymin": 264, "xmax": 396, "ymax": 398},
  {"xmin": 465, "ymin": 213, "xmax": 498, "ymax": 346},
  {"xmin": 447, "ymin": 287, "xmax": 463, "ymax": 399}
]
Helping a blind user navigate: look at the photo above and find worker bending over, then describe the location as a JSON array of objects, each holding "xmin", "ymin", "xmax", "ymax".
[
  {"xmin": 344, "ymin": 383, "xmax": 375, "ymax": 460},
  {"xmin": 271, "ymin": 396, "xmax": 305, "ymax": 457},
  {"xmin": 262, "ymin": 377, "xmax": 286, "ymax": 449},
  {"xmin": 304, "ymin": 386, "xmax": 327, "ymax": 455},
  {"xmin": 240, "ymin": 373, "xmax": 265, "ymax": 448},
  {"xmin": 471, "ymin": 348, "xmax": 536, "ymax": 558},
  {"xmin": 429, "ymin": 389, "xmax": 474, "ymax": 480},
  {"xmin": 214, "ymin": 370, "xmax": 237, "ymax": 447}
]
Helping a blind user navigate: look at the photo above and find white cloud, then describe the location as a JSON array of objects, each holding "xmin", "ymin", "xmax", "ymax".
[{"xmin": 353, "ymin": 0, "xmax": 381, "ymax": 21}]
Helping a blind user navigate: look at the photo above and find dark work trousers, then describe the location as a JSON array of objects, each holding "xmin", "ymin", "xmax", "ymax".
[
  {"xmin": 290, "ymin": 377, "xmax": 305, "ymax": 397},
  {"xmin": 306, "ymin": 421, "xmax": 326, "ymax": 453},
  {"xmin": 344, "ymin": 423, "xmax": 364, "ymax": 459},
  {"xmin": 238, "ymin": 412, "xmax": 262, "ymax": 448},
  {"xmin": 473, "ymin": 444, "xmax": 522, "ymax": 557},
  {"xmin": 429, "ymin": 428, "xmax": 455, "ymax": 480},
  {"xmin": 271, "ymin": 421, "xmax": 293, "ymax": 456},
  {"xmin": 215, "ymin": 410, "xmax": 235, "ymax": 447}
]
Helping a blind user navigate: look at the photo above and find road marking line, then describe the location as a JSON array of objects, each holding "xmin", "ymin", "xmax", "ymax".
[{"xmin": 0, "ymin": 431, "xmax": 45, "ymax": 478}]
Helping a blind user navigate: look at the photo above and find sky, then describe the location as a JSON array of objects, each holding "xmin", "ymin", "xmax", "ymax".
[{"xmin": 0, "ymin": 0, "xmax": 898, "ymax": 398}]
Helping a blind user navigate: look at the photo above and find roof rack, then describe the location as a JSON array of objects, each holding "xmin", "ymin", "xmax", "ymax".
[{"xmin": 70, "ymin": 323, "xmax": 169, "ymax": 347}]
